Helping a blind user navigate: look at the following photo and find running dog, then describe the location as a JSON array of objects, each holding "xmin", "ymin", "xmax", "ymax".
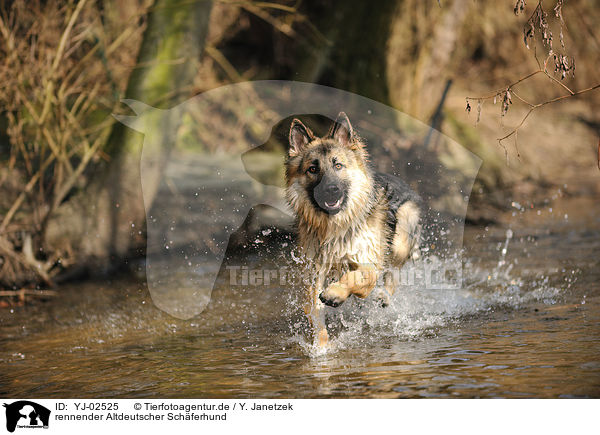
[{"xmin": 285, "ymin": 113, "xmax": 421, "ymax": 346}]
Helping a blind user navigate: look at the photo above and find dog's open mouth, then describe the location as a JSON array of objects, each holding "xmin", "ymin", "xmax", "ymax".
[
  {"xmin": 324, "ymin": 198, "xmax": 342, "ymax": 209},
  {"xmin": 320, "ymin": 196, "xmax": 344, "ymax": 214}
]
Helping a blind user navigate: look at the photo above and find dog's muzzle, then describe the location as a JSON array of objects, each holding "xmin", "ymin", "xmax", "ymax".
[{"xmin": 313, "ymin": 179, "xmax": 346, "ymax": 215}]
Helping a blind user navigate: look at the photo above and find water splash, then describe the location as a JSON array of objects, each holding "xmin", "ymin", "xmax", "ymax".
[
  {"xmin": 493, "ymin": 228, "xmax": 513, "ymax": 279},
  {"xmin": 280, "ymin": 228, "xmax": 562, "ymax": 357}
]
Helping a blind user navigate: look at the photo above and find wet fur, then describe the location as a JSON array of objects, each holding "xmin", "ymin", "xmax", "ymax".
[{"xmin": 285, "ymin": 113, "xmax": 421, "ymax": 346}]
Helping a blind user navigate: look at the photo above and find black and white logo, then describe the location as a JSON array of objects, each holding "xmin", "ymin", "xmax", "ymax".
[{"xmin": 3, "ymin": 401, "xmax": 50, "ymax": 433}]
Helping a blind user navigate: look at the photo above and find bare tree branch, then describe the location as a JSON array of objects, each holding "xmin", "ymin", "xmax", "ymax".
[{"xmin": 467, "ymin": 1, "xmax": 600, "ymax": 159}]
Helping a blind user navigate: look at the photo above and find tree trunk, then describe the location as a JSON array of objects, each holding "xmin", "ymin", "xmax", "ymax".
[
  {"xmin": 386, "ymin": 0, "xmax": 471, "ymax": 119},
  {"xmin": 294, "ymin": 0, "xmax": 398, "ymax": 106},
  {"xmin": 45, "ymin": 0, "xmax": 213, "ymax": 274}
]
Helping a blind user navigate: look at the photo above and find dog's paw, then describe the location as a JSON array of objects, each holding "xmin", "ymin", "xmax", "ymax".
[
  {"xmin": 376, "ymin": 296, "xmax": 389, "ymax": 308},
  {"xmin": 320, "ymin": 282, "xmax": 349, "ymax": 307},
  {"xmin": 319, "ymin": 291, "xmax": 345, "ymax": 307},
  {"xmin": 372, "ymin": 288, "xmax": 391, "ymax": 308}
]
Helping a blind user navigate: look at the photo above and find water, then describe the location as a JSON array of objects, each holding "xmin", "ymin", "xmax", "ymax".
[{"xmin": 0, "ymin": 222, "xmax": 599, "ymax": 398}]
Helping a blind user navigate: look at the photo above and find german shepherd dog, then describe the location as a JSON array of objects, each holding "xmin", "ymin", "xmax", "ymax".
[{"xmin": 285, "ymin": 113, "xmax": 421, "ymax": 347}]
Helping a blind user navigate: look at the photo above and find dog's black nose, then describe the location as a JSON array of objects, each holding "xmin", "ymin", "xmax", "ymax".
[{"xmin": 326, "ymin": 184, "xmax": 340, "ymax": 195}]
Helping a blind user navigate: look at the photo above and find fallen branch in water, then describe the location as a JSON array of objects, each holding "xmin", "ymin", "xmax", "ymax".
[
  {"xmin": 0, "ymin": 289, "xmax": 58, "ymax": 298},
  {"xmin": 0, "ymin": 288, "xmax": 58, "ymax": 306},
  {"xmin": 0, "ymin": 235, "xmax": 55, "ymax": 287}
]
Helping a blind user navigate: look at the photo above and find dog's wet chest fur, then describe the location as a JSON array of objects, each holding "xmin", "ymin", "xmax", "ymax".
[{"xmin": 300, "ymin": 191, "xmax": 389, "ymax": 268}]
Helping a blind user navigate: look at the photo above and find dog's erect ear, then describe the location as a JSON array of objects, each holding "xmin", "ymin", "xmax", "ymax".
[
  {"xmin": 289, "ymin": 119, "xmax": 314, "ymax": 157},
  {"xmin": 328, "ymin": 112, "xmax": 354, "ymax": 146}
]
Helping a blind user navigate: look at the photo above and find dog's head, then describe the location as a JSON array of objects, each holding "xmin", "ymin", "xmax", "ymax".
[{"xmin": 285, "ymin": 113, "xmax": 372, "ymax": 225}]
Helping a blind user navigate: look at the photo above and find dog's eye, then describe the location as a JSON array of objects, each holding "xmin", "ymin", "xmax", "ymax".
[
  {"xmin": 334, "ymin": 163, "xmax": 343, "ymax": 170},
  {"xmin": 307, "ymin": 166, "xmax": 318, "ymax": 174}
]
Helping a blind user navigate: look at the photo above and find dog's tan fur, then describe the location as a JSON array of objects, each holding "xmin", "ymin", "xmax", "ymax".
[{"xmin": 285, "ymin": 113, "xmax": 421, "ymax": 346}]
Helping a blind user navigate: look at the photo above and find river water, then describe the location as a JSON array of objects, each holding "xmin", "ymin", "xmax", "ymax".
[{"xmin": 1, "ymin": 206, "xmax": 599, "ymax": 398}]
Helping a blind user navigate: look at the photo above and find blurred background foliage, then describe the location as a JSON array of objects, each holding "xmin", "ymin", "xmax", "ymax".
[{"xmin": 0, "ymin": 0, "xmax": 598, "ymax": 288}]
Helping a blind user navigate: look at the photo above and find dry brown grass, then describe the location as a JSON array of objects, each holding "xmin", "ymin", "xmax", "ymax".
[{"xmin": 0, "ymin": 0, "xmax": 148, "ymax": 286}]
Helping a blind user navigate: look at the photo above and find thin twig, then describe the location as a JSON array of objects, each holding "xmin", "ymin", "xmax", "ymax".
[
  {"xmin": 543, "ymin": 70, "xmax": 574, "ymax": 95},
  {"xmin": 0, "ymin": 154, "xmax": 56, "ymax": 234},
  {"xmin": 205, "ymin": 45, "xmax": 243, "ymax": 82},
  {"xmin": 465, "ymin": 70, "xmax": 544, "ymax": 102},
  {"xmin": 497, "ymin": 83, "xmax": 600, "ymax": 145},
  {"xmin": 240, "ymin": 3, "xmax": 297, "ymax": 38},
  {"xmin": 50, "ymin": 0, "xmax": 88, "ymax": 73}
]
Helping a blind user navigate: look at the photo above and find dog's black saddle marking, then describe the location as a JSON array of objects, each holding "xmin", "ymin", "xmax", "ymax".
[{"xmin": 373, "ymin": 172, "xmax": 421, "ymax": 235}]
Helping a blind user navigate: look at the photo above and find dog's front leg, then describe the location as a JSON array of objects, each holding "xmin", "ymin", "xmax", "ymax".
[
  {"xmin": 303, "ymin": 284, "xmax": 329, "ymax": 347},
  {"xmin": 319, "ymin": 264, "xmax": 378, "ymax": 307}
]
